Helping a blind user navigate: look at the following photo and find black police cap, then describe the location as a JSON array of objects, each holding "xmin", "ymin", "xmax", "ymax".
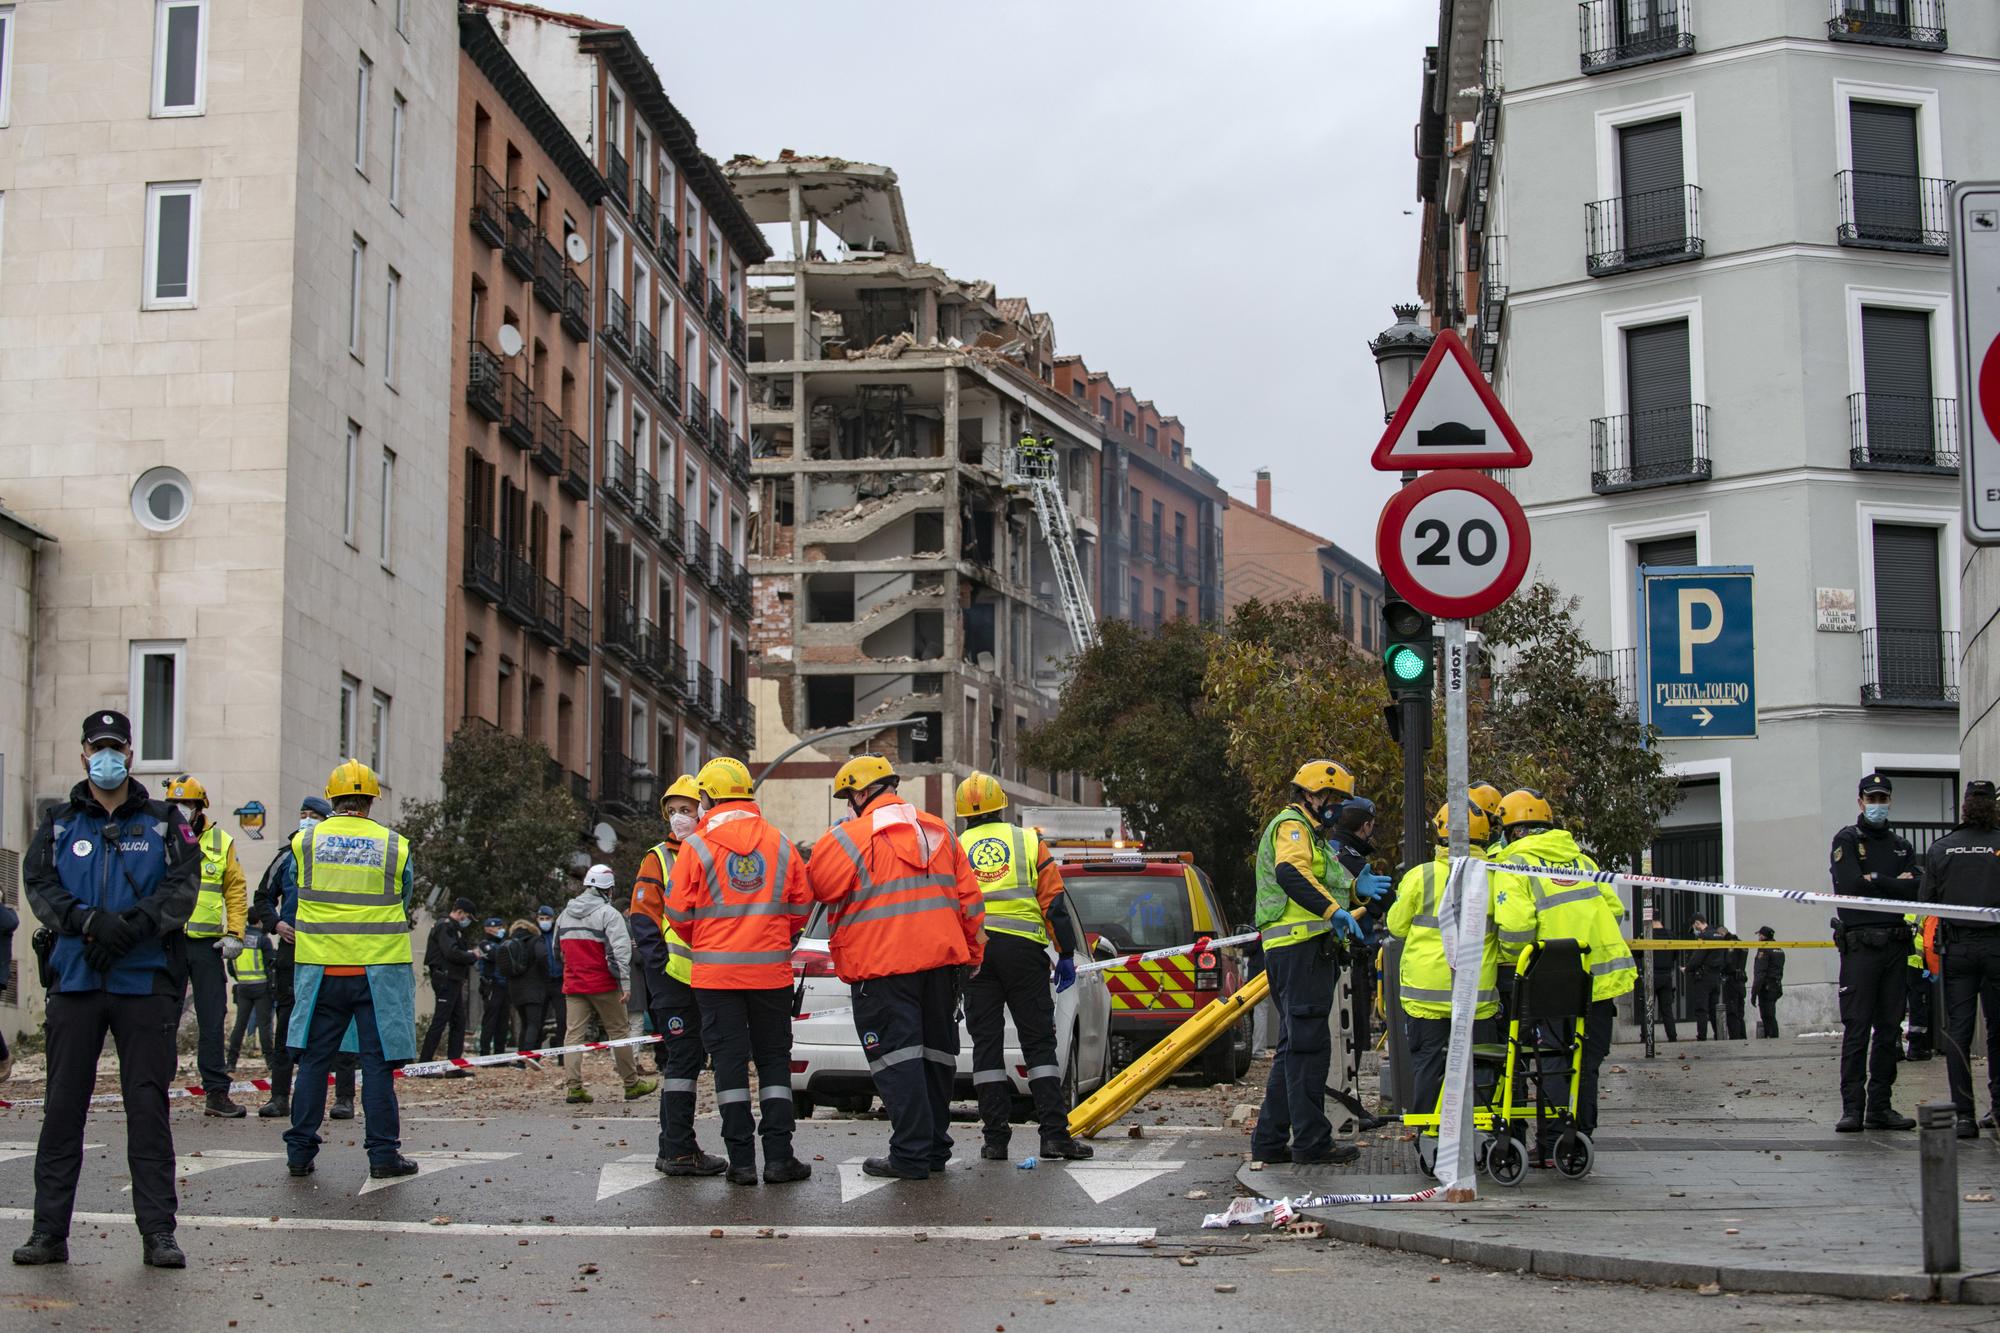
[
  {"xmin": 1857, "ymin": 772, "xmax": 1892, "ymax": 797},
  {"xmin": 82, "ymin": 709, "xmax": 131, "ymax": 746}
]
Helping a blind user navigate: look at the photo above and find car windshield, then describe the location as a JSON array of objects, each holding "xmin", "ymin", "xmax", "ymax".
[{"xmin": 1064, "ymin": 874, "xmax": 1193, "ymax": 952}]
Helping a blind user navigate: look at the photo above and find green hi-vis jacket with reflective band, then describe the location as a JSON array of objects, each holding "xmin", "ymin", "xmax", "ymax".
[
  {"xmin": 1253, "ymin": 803, "xmax": 1355, "ymax": 950},
  {"xmin": 1387, "ymin": 849, "xmax": 1499, "ymax": 1020},
  {"xmin": 1491, "ymin": 828, "xmax": 1635, "ymax": 1001}
]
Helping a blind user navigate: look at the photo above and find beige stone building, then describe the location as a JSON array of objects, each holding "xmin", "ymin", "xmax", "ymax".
[
  {"xmin": 0, "ymin": 0, "xmax": 457, "ymax": 888},
  {"xmin": 0, "ymin": 503, "xmax": 52, "ymax": 1038}
]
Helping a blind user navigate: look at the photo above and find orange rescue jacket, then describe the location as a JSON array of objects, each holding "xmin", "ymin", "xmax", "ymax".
[
  {"xmin": 807, "ymin": 792, "xmax": 985, "ymax": 983},
  {"xmin": 666, "ymin": 801, "xmax": 810, "ymax": 989}
]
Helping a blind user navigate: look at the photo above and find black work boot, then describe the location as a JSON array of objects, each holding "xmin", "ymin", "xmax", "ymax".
[
  {"xmin": 1864, "ymin": 1106, "xmax": 1916, "ymax": 1130},
  {"xmin": 1040, "ymin": 1133, "xmax": 1094, "ymax": 1161},
  {"xmin": 763, "ymin": 1158, "xmax": 812, "ymax": 1184},
  {"xmin": 862, "ymin": 1156, "xmax": 928, "ymax": 1180},
  {"xmin": 979, "ymin": 1141, "xmax": 1010, "ymax": 1161},
  {"xmin": 368, "ymin": 1156, "xmax": 420, "ymax": 1179},
  {"xmin": 11, "ymin": 1232, "xmax": 67, "ymax": 1265},
  {"xmin": 1835, "ymin": 1097, "xmax": 1864, "ymax": 1133},
  {"xmin": 257, "ymin": 1095, "xmax": 290, "ymax": 1119},
  {"xmin": 656, "ymin": 1151, "xmax": 727, "ymax": 1176},
  {"xmin": 141, "ymin": 1233, "xmax": 186, "ymax": 1268},
  {"xmin": 725, "ymin": 1163, "xmax": 759, "ymax": 1186},
  {"xmin": 328, "ymin": 1098, "xmax": 355, "ymax": 1121},
  {"xmin": 204, "ymin": 1089, "xmax": 246, "ymax": 1118}
]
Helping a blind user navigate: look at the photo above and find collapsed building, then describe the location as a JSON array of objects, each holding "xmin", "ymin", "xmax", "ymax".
[{"xmin": 724, "ymin": 155, "xmax": 1104, "ymax": 829}]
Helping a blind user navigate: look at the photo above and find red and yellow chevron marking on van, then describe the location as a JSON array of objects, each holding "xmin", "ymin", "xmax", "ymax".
[{"xmin": 1105, "ymin": 952, "xmax": 1199, "ymax": 1012}]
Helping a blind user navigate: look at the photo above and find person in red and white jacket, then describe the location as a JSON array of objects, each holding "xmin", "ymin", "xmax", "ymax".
[{"xmin": 555, "ymin": 865, "xmax": 655, "ymax": 1105}]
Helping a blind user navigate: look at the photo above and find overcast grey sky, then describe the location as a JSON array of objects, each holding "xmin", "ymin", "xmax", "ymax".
[{"xmin": 583, "ymin": 0, "xmax": 1434, "ymax": 561}]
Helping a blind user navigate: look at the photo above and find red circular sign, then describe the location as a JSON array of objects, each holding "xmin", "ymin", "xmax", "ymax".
[
  {"xmin": 1982, "ymin": 334, "xmax": 2000, "ymax": 444},
  {"xmin": 1374, "ymin": 471, "xmax": 1532, "ymax": 619}
]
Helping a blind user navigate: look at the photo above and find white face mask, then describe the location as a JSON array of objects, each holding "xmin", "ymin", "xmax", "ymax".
[{"xmin": 669, "ymin": 811, "xmax": 698, "ymax": 840}]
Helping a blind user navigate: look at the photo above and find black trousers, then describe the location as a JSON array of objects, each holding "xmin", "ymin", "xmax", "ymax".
[
  {"xmin": 696, "ymin": 987, "xmax": 795, "ymax": 1169},
  {"xmin": 268, "ymin": 955, "xmax": 353, "ymax": 1103},
  {"xmin": 1943, "ymin": 931, "xmax": 2000, "ymax": 1120},
  {"xmin": 964, "ymin": 932, "xmax": 1063, "ymax": 1144},
  {"xmin": 511, "ymin": 999, "xmax": 548, "ymax": 1055},
  {"xmin": 851, "ymin": 966, "xmax": 960, "ymax": 1172},
  {"xmin": 477, "ymin": 980, "xmax": 511, "ymax": 1056},
  {"xmin": 184, "ymin": 939, "xmax": 229, "ymax": 1091},
  {"xmin": 35, "ymin": 990, "xmax": 181, "ymax": 1238},
  {"xmin": 649, "ymin": 975, "xmax": 709, "ymax": 1160},
  {"xmin": 1724, "ymin": 980, "xmax": 1748, "ymax": 1040},
  {"xmin": 1529, "ymin": 998, "xmax": 1615, "ymax": 1141},
  {"xmin": 420, "ymin": 974, "xmax": 469, "ymax": 1061},
  {"xmin": 1687, "ymin": 976, "xmax": 1721, "ymax": 1040},
  {"xmin": 1251, "ymin": 939, "xmax": 1337, "ymax": 1162},
  {"xmin": 228, "ymin": 982, "xmax": 272, "ymax": 1066},
  {"xmin": 1906, "ymin": 967, "xmax": 1934, "ymax": 1058},
  {"xmin": 1405, "ymin": 1013, "xmax": 1500, "ymax": 1117},
  {"xmin": 1756, "ymin": 990, "xmax": 1780, "ymax": 1039},
  {"xmin": 1653, "ymin": 987, "xmax": 1679, "ymax": 1043},
  {"xmin": 1839, "ymin": 940, "xmax": 1906, "ymax": 1113}
]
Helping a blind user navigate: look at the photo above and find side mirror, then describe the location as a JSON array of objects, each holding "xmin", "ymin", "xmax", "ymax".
[{"xmin": 1091, "ymin": 937, "xmax": 1121, "ymax": 963}]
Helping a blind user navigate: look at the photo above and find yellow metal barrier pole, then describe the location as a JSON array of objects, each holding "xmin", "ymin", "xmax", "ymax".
[{"xmin": 1068, "ymin": 971, "xmax": 1271, "ymax": 1139}]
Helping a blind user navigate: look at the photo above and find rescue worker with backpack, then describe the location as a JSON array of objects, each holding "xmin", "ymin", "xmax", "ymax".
[
  {"xmin": 954, "ymin": 771, "xmax": 1093, "ymax": 1163},
  {"xmin": 632, "ymin": 774, "xmax": 730, "ymax": 1177},
  {"xmin": 494, "ymin": 918, "xmax": 546, "ymax": 1059}
]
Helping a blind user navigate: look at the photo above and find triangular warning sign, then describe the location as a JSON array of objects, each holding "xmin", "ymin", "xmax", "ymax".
[{"xmin": 1371, "ymin": 330, "xmax": 1533, "ymax": 471}]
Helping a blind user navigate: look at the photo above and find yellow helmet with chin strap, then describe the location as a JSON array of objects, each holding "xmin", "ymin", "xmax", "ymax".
[
  {"xmin": 1290, "ymin": 760, "xmax": 1355, "ymax": 798},
  {"xmin": 326, "ymin": 760, "xmax": 381, "ymax": 801},
  {"xmin": 833, "ymin": 754, "xmax": 898, "ymax": 798},
  {"xmin": 163, "ymin": 774, "xmax": 209, "ymax": 807},
  {"xmin": 955, "ymin": 771, "xmax": 1008, "ymax": 820},
  {"xmin": 1468, "ymin": 781, "xmax": 1503, "ymax": 826},
  {"xmin": 1432, "ymin": 801, "xmax": 1493, "ymax": 846},
  {"xmin": 1499, "ymin": 788, "xmax": 1554, "ymax": 832},
  {"xmin": 660, "ymin": 774, "xmax": 702, "ymax": 814},
  {"xmin": 695, "ymin": 757, "xmax": 755, "ymax": 802}
]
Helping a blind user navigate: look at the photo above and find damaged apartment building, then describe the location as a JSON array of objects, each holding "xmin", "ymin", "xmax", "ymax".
[{"xmin": 724, "ymin": 155, "xmax": 1103, "ymax": 824}]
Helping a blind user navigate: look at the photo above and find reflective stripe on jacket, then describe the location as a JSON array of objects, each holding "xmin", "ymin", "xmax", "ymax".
[
  {"xmin": 187, "ymin": 824, "xmax": 233, "ymax": 938},
  {"xmin": 632, "ymin": 841, "xmax": 693, "ymax": 984},
  {"xmin": 1253, "ymin": 804, "xmax": 1348, "ymax": 950},
  {"xmin": 808, "ymin": 795, "xmax": 984, "ymax": 983},
  {"xmin": 1491, "ymin": 829, "xmax": 1634, "ymax": 1001},
  {"xmin": 230, "ymin": 933, "xmax": 270, "ymax": 984},
  {"xmin": 666, "ymin": 802, "xmax": 810, "ymax": 989},
  {"xmin": 959, "ymin": 821, "xmax": 1049, "ymax": 946},
  {"xmin": 1386, "ymin": 851, "xmax": 1499, "ymax": 1019},
  {"xmin": 294, "ymin": 816, "xmax": 413, "ymax": 966}
]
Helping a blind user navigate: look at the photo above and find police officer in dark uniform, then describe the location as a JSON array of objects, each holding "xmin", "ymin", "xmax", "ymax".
[
  {"xmin": 1829, "ymin": 771, "xmax": 1918, "ymax": 1133},
  {"xmin": 15, "ymin": 710, "xmax": 199, "ymax": 1269},
  {"xmin": 1919, "ymin": 779, "xmax": 2000, "ymax": 1139},
  {"xmin": 1685, "ymin": 913, "xmax": 1723, "ymax": 1040}
]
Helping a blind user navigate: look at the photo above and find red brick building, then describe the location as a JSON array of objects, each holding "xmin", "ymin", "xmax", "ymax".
[{"xmin": 1224, "ymin": 468, "xmax": 1383, "ymax": 649}]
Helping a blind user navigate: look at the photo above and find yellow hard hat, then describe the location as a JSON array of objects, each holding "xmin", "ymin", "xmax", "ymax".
[
  {"xmin": 1290, "ymin": 761, "xmax": 1355, "ymax": 798},
  {"xmin": 325, "ymin": 760, "xmax": 381, "ymax": 801},
  {"xmin": 1499, "ymin": 788, "xmax": 1553, "ymax": 831},
  {"xmin": 660, "ymin": 774, "xmax": 703, "ymax": 813},
  {"xmin": 695, "ymin": 757, "xmax": 754, "ymax": 802},
  {"xmin": 163, "ymin": 774, "xmax": 209, "ymax": 807},
  {"xmin": 833, "ymin": 754, "xmax": 897, "ymax": 797},
  {"xmin": 1468, "ymin": 781, "xmax": 1503, "ymax": 824},
  {"xmin": 955, "ymin": 771, "xmax": 1008, "ymax": 819},
  {"xmin": 1432, "ymin": 801, "xmax": 1493, "ymax": 846}
]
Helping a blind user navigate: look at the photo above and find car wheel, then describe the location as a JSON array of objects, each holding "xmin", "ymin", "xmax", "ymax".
[
  {"xmin": 831, "ymin": 1094, "xmax": 872, "ymax": 1115},
  {"xmin": 1061, "ymin": 1036, "xmax": 1081, "ymax": 1110},
  {"xmin": 1233, "ymin": 1016, "xmax": 1254, "ymax": 1079},
  {"xmin": 1200, "ymin": 1017, "xmax": 1240, "ymax": 1085}
]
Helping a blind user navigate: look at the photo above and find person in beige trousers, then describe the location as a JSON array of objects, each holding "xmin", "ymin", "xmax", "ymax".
[{"xmin": 555, "ymin": 865, "xmax": 657, "ymax": 1105}]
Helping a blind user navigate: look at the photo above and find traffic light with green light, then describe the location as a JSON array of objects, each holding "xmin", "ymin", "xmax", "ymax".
[{"xmin": 1380, "ymin": 596, "xmax": 1435, "ymax": 699}]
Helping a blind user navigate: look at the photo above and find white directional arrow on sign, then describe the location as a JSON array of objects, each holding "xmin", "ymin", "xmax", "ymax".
[
  {"xmin": 356, "ymin": 1150, "xmax": 516, "ymax": 1196},
  {"xmin": 1693, "ymin": 707, "xmax": 1714, "ymax": 726}
]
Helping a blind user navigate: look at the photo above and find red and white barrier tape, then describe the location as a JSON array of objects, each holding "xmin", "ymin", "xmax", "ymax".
[
  {"xmin": 1202, "ymin": 1187, "xmax": 1442, "ymax": 1229},
  {"xmin": 1480, "ymin": 858, "xmax": 1999, "ymax": 925}
]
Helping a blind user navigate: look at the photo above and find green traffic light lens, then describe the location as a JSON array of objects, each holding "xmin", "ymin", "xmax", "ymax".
[{"xmin": 1386, "ymin": 646, "xmax": 1427, "ymax": 681}]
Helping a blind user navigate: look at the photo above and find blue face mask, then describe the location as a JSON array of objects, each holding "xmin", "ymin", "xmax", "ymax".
[
  {"xmin": 87, "ymin": 748, "xmax": 128, "ymax": 791},
  {"xmin": 538, "ymin": 918, "xmax": 554, "ymax": 932},
  {"xmin": 298, "ymin": 816, "xmax": 320, "ymax": 834},
  {"xmin": 1861, "ymin": 803, "xmax": 1891, "ymax": 827}
]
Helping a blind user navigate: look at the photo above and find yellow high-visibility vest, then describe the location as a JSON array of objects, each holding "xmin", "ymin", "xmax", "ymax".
[
  {"xmin": 293, "ymin": 815, "xmax": 412, "ymax": 966},
  {"xmin": 186, "ymin": 825, "xmax": 233, "ymax": 939},
  {"xmin": 960, "ymin": 822, "xmax": 1048, "ymax": 946}
]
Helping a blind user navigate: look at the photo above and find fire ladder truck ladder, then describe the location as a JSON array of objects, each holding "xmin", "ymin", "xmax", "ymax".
[{"xmin": 1009, "ymin": 439, "xmax": 1100, "ymax": 653}]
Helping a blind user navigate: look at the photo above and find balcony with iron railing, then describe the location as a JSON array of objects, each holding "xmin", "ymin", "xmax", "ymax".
[
  {"xmin": 561, "ymin": 271, "xmax": 590, "ymax": 341},
  {"xmin": 1591, "ymin": 403, "xmax": 1711, "ymax": 493},
  {"xmin": 709, "ymin": 410, "xmax": 730, "ymax": 453},
  {"xmin": 1586, "ymin": 185, "xmax": 1703, "ymax": 275},
  {"xmin": 635, "ymin": 468, "xmax": 660, "ymax": 531},
  {"xmin": 598, "ymin": 749, "xmax": 636, "ymax": 814},
  {"xmin": 660, "ymin": 353, "xmax": 682, "ymax": 405},
  {"xmin": 1848, "ymin": 392, "xmax": 1959, "ymax": 474},
  {"xmin": 532, "ymin": 401, "xmax": 564, "ymax": 477},
  {"xmin": 636, "ymin": 618, "xmax": 666, "ymax": 684},
  {"xmin": 696, "ymin": 663, "xmax": 718, "ymax": 722},
  {"xmin": 605, "ymin": 440, "xmax": 635, "ymax": 508},
  {"xmin": 1837, "ymin": 170, "xmax": 1952, "ymax": 253},
  {"xmin": 602, "ymin": 287, "xmax": 631, "ymax": 355},
  {"xmin": 607, "ymin": 145, "xmax": 629, "ymax": 206},
  {"xmin": 1579, "ymin": 0, "xmax": 1694, "ymax": 74},
  {"xmin": 466, "ymin": 340, "xmax": 503, "ymax": 422},
  {"xmin": 714, "ymin": 546, "xmax": 735, "ymax": 594},
  {"xmin": 561, "ymin": 597, "xmax": 590, "ymax": 665},
  {"xmin": 688, "ymin": 387, "xmax": 710, "ymax": 437},
  {"xmin": 659, "ymin": 639, "xmax": 687, "ymax": 697},
  {"xmin": 560, "ymin": 427, "xmax": 590, "ymax": 500},
  {"xmin": 706, "ymin": 282, "xmax": 727, "ymax": 333},
  {"xmin": 1828, "ymin": 0, "xmax": 1946, "ymax": 50},
  {"xmin": 500, "ymin": 549, "xmax": 540, "ymax": 628},
  {"xmin": 501, "ymin": 372, "xmax": 535, "ymax": 450},
  {"xmin": 730, "ymin": 311, "xmax": 748, "ymax": 363},
  {"xmin": 503, "ymin": 205, "xmax": 536, "ymax": 280},
  {"xmin": 533, "ymin": 236, "xmax": 565, "ymax": 313},
  {"xmin": 468, "ymin": 165, "xmax": 506, "ymax": 248},
  {"xmin": 1861, "ymin": 627, "xmax": 1959, "ymax": 707},
  {"xmin": 661, "ymin": 493, "xmax": 685, "ymax": 556},
  {"xmin": 1590, "ymin": 646, "xmax": 1639, "ymax": 714},
  {"xmin": 602, "ymin": 596, "xmax": 638, "ymax": 662},
  {"xmin": 687, "ymin": 521, "xmax": 711, "ymax": 578},
  {"xmin": 724, "ymin": 691, "xmax": 755, "ymax": 746},
  {"xmin": 685, "ymin": 254, "xmax": 707, "ymax": 302},
  {"xmin": 729, "ymin": 565, "xmax": 752, "ymax": 614},
  {"xmin": 633, "ymin": 322, "xmax": 659, "ymax": 388},
  {"xmin": 730, "ymin": 434, "xmax": 752, "ymax": 486},
  {"xmin": 534, "ymin": 575, "xmax": 565, "ymax": 648},
  {"xmin": 658, "ymin": 216, "xmax": 680, "ymax": 273},
  {"xmin": 632, "ymin": 180, "xmax": 656, "ymax": 247},
  {"xmin": 462, "ymin": 526, "xmax": 505, "ymax": 604}
]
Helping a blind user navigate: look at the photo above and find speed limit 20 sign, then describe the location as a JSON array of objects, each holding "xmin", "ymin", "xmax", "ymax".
[{"xmin": 1374, "ymin": 471, "xmax": 1531, "ymax": 618}]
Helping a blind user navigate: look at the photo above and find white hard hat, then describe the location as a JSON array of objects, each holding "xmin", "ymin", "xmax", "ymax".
[{"xmin": 583, "ymin": 863, "xmax": 615, "ymax": 891}]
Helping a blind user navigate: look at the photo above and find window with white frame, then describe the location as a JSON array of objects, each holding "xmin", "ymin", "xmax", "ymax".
[
  {"xmin": 389, "ymin": 91, "xmax": 406, "ymax": 208},
  {"xmin": 348, "ymin": 236, "xmax": 366, "ymax": 359},
  {"xmin": 0, "ymin": 6, "xmax": 14, "ymax": 126},
  {"xmin": 354, "ymin": 53, "xmax": 371, "ymax": 175},
  {"xmin": 143, "ymin": 182, "xmax": 201, "ymax": 309},
  {"xmin": 152, "ymin": 0, "xmax": 206, "ymax": 116},
  {"xmin": 378, "ymin": 447, "xmax": 395, "ymax": 567},
  {"xmin": 383, "ymin": 267, "xmax": 400, "ymax": 388},
  {"xmin": 130, "ymin": 640, "xmax": 186, "ymax": 770},
  {"xmin": 1846, "ymin": 286, "xmax": 1955, "ymax": 468},
  {"xmin": 370, "ymin": 690, "xmax": 390, "ymax": 777},
  {"xmin": 339, "ymin": 674, "xmax": 361, "ymax": 759},
  {"xmin": 343, "ymin": 421, "xmax": 359, "ymax": 546}
]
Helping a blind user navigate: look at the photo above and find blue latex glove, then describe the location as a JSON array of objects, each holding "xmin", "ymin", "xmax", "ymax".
[
  {"xmin": 1053, "ymin": 957, "xmax": 1077, "ymax": 994},
  {"xmin": 1330, "ymin": 909, "xmax": 1363, "ymax": 945},
  {"xmin": 1353, "ymin": 869, "xmax": 1391, "ymax": 902}
]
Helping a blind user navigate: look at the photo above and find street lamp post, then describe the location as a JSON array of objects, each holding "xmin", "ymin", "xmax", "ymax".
[
  {"xmin": 1369, "ymin": 303, "xmax": 1435, "ymax": 426},
  {"xmin": 752, "ymin": 716, "xmax": 931, "ymax": 792}
]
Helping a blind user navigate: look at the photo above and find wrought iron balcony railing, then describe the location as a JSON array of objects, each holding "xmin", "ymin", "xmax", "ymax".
[
  {"xmin": 466, "ymin": 340, "xmax": 503, "ymax": 422},
  {"xmin": 607, "ymin": 146, "xmax": 629, "ymax": 206},
  {"xmin": 632, "ymin": 180, "xmax": 656, "ymax": 247},
  {"xmin": 468, "ymin": 165, "xmax": 506, "ymax": 249},
  {"xmin": 1837, "ymin": 170, "xmax": 1952, "ymax": 253},
  {"xmin": 532, "ymin": 236, "xmax": 564, "ymax": 313},
  {"xmin": 534, "ymin": 575, "xmax": 565, "ymax": 648},
  {"xmin": 602, "ymin": 288, "xmax": 631, "ymax": 354},
  {"xmin": 1586, "ymin": 184, "xmax": 1703, "ymax": 275},
  {"xmin": 561, "ymin": 271, "xmax": 590, "ymax": 341},
  {"xmin": 633, "ymin": 323, "xmax": 659, "ymax": 388},
  {"xmin": 462, "ymin": 526, "xmax": 505, "ymax": 604},
  {"xmin": 500, "ymin": 372, "xmax": 535, "ymax": 449},
  {"xmin": 503, "ymin": 205, "xmax": 536, "ymax": 280},
  {"xmin": 1848, "ymin": 392, "xmax": 1959, "ymax": 473},
  {"xmin": 560, "ymin": 428, "xmax": 590, "ymax": 500},
  {"xmin": 561, "ymin": 597, "xmax": 590, "ymax": 665},
  {"xmin": 1861, "ymin": 627, "xmax": 1959, "ymax": 707},
  {"xmin": 532, "ymin": 401, "xmax": 564, "ymax": 476},
  {"xmin": 1579, "ymin": 0, "xmax": 1694, "ymax": 74},
  {"xmin": 1828, "ymin": 0, "xmax": 1946, "ymax": 50},
  {"xmin": 1590, "ymin": 403, "xmax": 1711, "ymax": 493}
]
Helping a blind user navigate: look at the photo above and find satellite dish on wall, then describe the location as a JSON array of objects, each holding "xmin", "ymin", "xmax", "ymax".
[
  {"xmin": 497, "ymin": 323, "xmax": 524, "ymax": 358},
  {"xmin": 592, "ymin": 822, "xmax": 616, "ymax": 854},
  {"xmin": 566, "ymin": 232, "xmax": 590, "ymax": 264}
]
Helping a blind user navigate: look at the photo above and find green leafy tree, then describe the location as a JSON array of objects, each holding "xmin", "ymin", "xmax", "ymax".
[
  {"xmin": 1020, "ymin": 618, "xmax": 1260, "ymax": 922},
  {"xmin": 400, "ymin": 723, "xmax": 586, "ymax": 924}
]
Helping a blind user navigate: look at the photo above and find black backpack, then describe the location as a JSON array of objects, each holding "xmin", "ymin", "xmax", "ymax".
[{"xmin": 499, "ymin": 935, "xmax": 535, "ymax": 980}]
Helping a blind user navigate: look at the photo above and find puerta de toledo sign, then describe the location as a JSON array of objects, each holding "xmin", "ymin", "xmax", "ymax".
[{"xmin": 1638, "ymin": 566, "xmax": 1756, "ymax": 740}]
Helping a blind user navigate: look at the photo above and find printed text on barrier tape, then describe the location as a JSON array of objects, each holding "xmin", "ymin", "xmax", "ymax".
[
  {"xmin": 1202, "ymin": 1187, "xmax": 1442, "ymax": 1229},
  {"xmin": 1629, "ymin": 939, "xmax": 1834, "ymax": 951},
  {"xmin": 1476, "ymin": 859, "xmax": 1999, "ymax": 926}
]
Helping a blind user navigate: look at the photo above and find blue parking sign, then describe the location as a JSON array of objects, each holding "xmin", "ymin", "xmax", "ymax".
[{"xmin": 1638, "ymin": 566, "xmax": 1756, "ymax": 740}]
